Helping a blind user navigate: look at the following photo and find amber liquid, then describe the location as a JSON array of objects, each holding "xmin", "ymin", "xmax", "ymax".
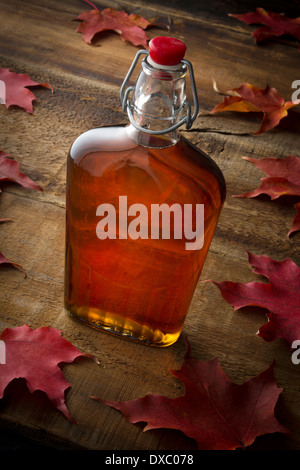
[{"xmin": 65, "ymin": 128, "xmax": 225, "ymax": 346}]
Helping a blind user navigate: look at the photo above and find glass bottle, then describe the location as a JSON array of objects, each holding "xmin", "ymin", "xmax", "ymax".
[{"xmin": 64, "ymin": 37, "xmax": 226, "ymax": 347}]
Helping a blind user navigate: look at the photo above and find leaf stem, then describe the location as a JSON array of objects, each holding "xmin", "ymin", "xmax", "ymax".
[{"xmin": 82, "ymin": 0, "xmax": 100, "ymax": 12}]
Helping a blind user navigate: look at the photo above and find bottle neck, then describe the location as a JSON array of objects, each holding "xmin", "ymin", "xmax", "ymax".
[{"xmin": 129, "ymin": 57, "xmax": 187, "ymax": 148}]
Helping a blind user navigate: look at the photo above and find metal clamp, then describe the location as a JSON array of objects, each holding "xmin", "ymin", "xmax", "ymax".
[{"xmin": 120, "ymin": 50, "xmax": 199, "ymax": 135}]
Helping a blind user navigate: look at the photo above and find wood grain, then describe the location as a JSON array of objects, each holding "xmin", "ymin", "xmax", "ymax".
[{"xmin": 0, "ymin": 0, "xmax": 299, "ymax": 450}]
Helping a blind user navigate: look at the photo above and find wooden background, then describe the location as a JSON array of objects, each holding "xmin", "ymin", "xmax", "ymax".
[{"xmin": 0, "ymin": 0, "xmax": 299, "ymax": 450}]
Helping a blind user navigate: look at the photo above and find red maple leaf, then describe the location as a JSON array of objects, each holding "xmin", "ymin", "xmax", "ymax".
[
  {"xmin": 0, "ymin": 151, "xmax": 42, "ymax": 192},
  {"xmin": 229, "ymin": 8, "xmax": 300, "ymax": 51},
  {"xmin": 0, "ymin": 68, "xmax": 52, "ymax": 114},
  {"xmin": 290, "ymin": 202, "xmax": 300, "ymax": 237},
  {"xmin": 212, "ymin": 251, "xmax": 300, "ymax": 346},
  {"xmin": 0, "ymin": 151, "xmax": 42, "ymax": 273},
  {"xmin": 75, "ymin": 1, "xmax": 153, "ymax": 47},
  {"xmin": 92, "ymin": 340, "xmax": 288, "ymax": 450},
  {"xmin": 0, "ymin": 325, "xmax": 89, "ymax": 421},
  {"xmin": 0, "ymin": 251, "xmax": 25, "ymax": 275},
  {"xmin": 211, "ymin": 82, "xmax": 298, "ymax": 134},
  {"xmin": 235, "ymin": 155, "xmax": 300, "ymax": 236}
]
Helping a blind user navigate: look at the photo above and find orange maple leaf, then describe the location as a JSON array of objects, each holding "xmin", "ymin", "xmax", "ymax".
[{"xmin": 211, "ymin": 82, "xmax": 299, "ymax": 134}]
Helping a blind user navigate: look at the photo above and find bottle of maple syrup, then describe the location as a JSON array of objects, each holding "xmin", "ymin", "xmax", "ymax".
[{"xmin": 64, "ymin": 37, "xmax": 226, "ymax": 346}]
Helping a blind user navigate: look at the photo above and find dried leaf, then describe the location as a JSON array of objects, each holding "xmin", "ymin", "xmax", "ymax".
[
  {"xmin": 0, "ymin": 68, "xmax": 52, "ymax": 114},
  {"xmin": 235, "ymin": 155, "xmax": 300, "ymax": 236},
  {"xmin": 0, "ymin": 151, "xmax": 42, "ymax": 192},
  {"xmin": 236, "ymin": 155, "xmax": 300, "ymax": 199},
  {"xmin": 0, "ymin": 152, "xmax": 42, "ymax": 274},
  {"xmin": 93, "ymin": 340, "xmax": 288, "ymax": 450},
  {"xmin": 0, "ymin": 325, "xmax": 88, "ymax": 421},
  {"xmin": 229, "ymin": 8, "xmax": 300, "ymax": 51},
  {"xmin": 75, "ymin": 5, "xmax": 153, "ymax": 47},
  {"xmin": 0, "ymin": 251, "xmax": 25, "ymax": 275},
  {"xmin": 212, "ymin": 251, "xmax": 300, "ymax": 346},
  {"xmin": 211, "ymin": 82, "xmax": 298, "ymax": 134},
  {"xmin": 289, "ymin": 202, "xmax": 300, "ymax": 237}
]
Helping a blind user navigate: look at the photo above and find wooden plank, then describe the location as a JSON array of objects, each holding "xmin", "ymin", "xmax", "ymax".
[{"xmin": 0, "ymin": 0, "xmax": 299, "ymax": 450}]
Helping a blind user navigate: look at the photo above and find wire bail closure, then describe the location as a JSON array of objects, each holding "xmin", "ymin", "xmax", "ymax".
[{"xmin": 120, "ymin": 50, "xmax": 199, "ymax": 135}]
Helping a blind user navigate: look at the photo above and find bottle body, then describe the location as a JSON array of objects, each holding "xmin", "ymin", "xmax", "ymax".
[{"xmin": 65, "ymin": 125, "xmax": 225, "ymax": 346}]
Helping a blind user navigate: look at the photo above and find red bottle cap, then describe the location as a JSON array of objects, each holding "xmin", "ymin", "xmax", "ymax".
[{"xmin": 149, "ymin": 37, "xmax": 187, "ymax": 66}]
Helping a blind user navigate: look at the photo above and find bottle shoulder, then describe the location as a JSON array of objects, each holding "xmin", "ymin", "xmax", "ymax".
[
  {"xmin": 68, "ymin": 125, "xmax": 225, "ymax": 204},
  {"xmin": 69, "ymin": 125, "xmax": 137, "ymax": 162}
]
